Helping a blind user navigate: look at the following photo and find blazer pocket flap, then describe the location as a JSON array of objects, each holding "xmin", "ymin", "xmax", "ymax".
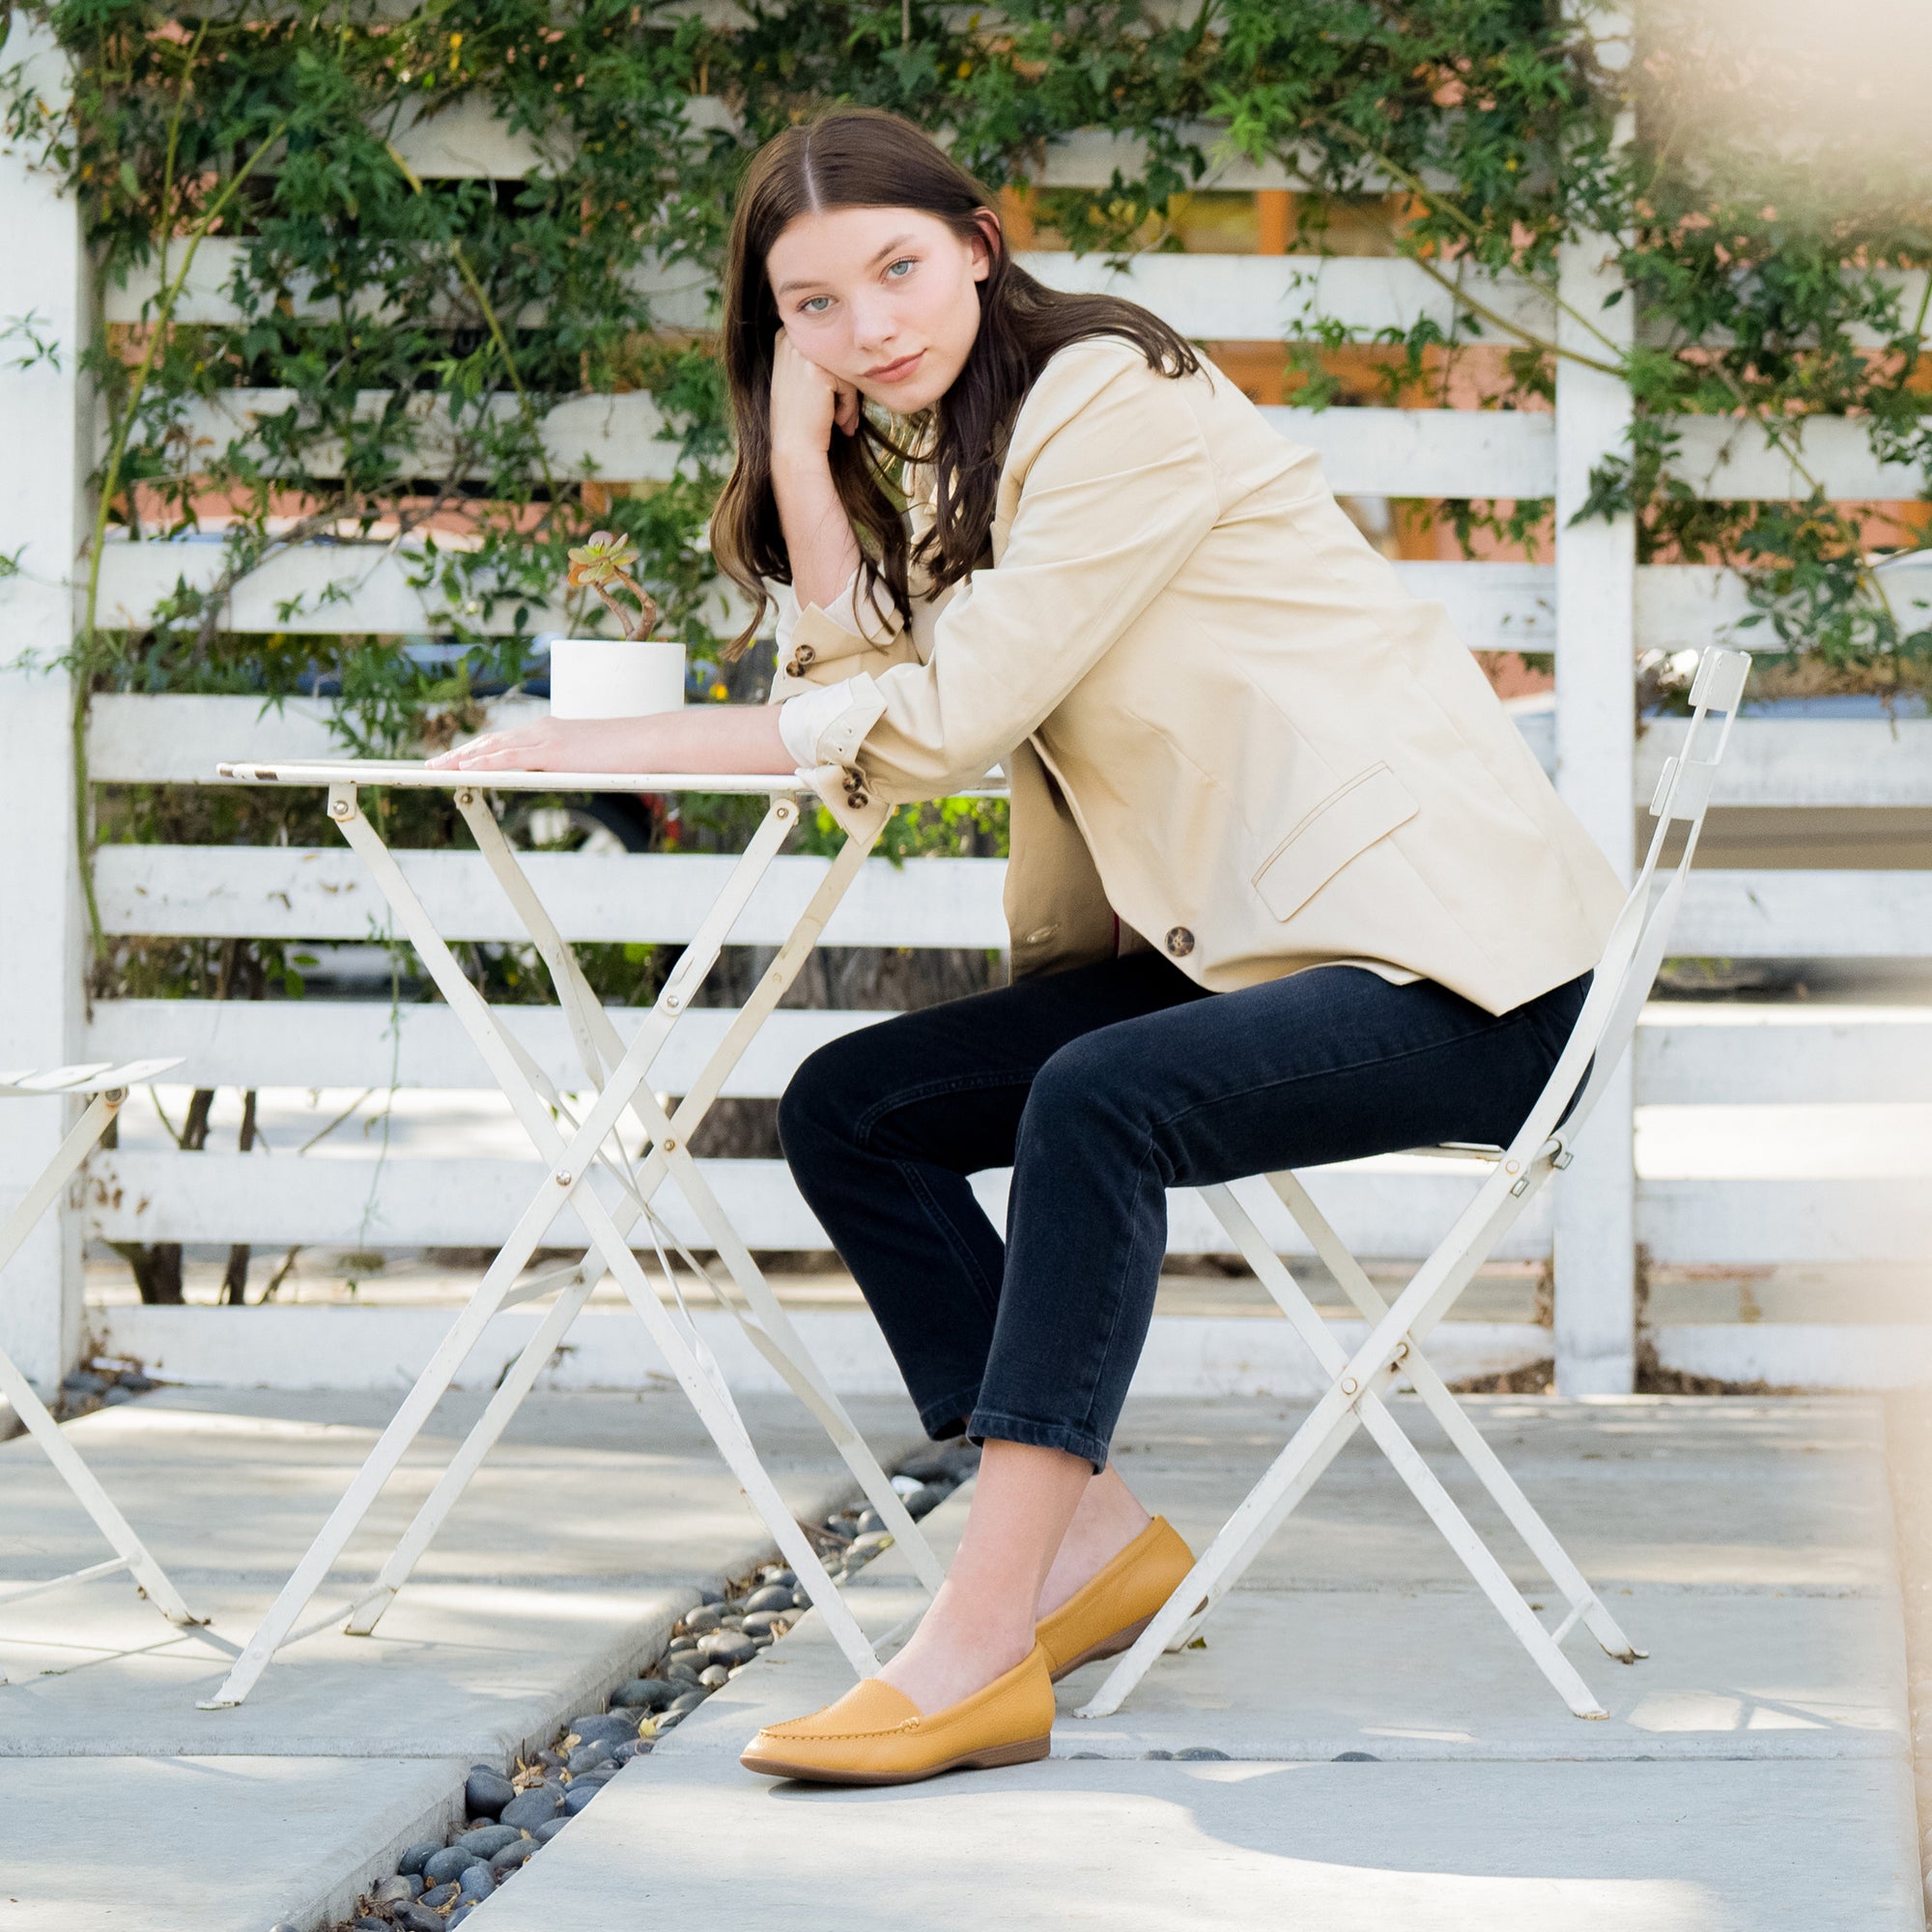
[{"xmin": 1252, "ymin": 763, "xmax": 1420, "ymax": 922}]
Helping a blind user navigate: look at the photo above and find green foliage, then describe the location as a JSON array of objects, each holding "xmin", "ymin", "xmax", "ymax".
[{"xmin": 6, "ymin": 0, "xmax": 1931, "ymax": 999}]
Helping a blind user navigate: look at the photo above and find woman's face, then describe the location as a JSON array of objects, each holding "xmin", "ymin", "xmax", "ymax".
[{"xmin": 766, "ymin": 203, "xmax": 996, "ymax": 413}]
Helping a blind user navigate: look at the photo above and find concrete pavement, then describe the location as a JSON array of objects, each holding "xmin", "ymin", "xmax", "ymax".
[
  {"xmin": 469, "ymin": 1397, "xmax": 1923, "ymax": 1932},
  {"xmin": 0, "ymin": 1386, "xmax": 926, "ymax": 1928}
]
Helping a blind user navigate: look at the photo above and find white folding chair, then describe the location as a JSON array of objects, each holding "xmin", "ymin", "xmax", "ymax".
[
  {"xmin": 1077, "ymin": 643, "xmax": 1751, "ymax": 1723},
  {"xmin": 0, "ymin": 1060, "xmax": 203, "ymax": 1630}
]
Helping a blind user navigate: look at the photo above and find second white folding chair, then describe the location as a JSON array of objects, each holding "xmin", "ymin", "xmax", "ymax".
[
  {"xmin": 1077, "ymin": 643, "xmax": 1751, "ymax": 1722},
  {"xmin": 1, "ymin": 1060, "xmax": 204, "ymax": 1633}
]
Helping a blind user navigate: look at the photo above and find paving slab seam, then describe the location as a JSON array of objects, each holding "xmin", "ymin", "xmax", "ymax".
[{"xmin": 303, "ymin": 1447, "xmax": 979, "ymax": 1932}]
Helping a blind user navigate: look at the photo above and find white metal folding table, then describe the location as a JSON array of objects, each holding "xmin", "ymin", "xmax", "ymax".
[
  {"xmin": 199, "ymin": 760, "xmax": 944, "ymax": 1708},
  {"xmin": 2, "ymin": 1058, "xmax": 204, "ymax": 1632}
]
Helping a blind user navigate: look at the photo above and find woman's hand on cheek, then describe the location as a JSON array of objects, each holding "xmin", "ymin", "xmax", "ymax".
[{"xmin": 425, "ymin": 715, "xmax": 653, "ymax": 773}]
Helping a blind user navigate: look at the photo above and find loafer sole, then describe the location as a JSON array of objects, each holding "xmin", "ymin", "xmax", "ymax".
[
  {"xmin": 739, "ymin": 1731, "xmax": 1050, "ymax": 1787},
  {"xmin": 1046, "ymin": 1611, "xmax": 1153, "ymax": 1684}
]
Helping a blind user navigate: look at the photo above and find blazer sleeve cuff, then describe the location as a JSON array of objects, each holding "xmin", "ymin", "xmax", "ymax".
[{"xmin": 781, "ymin": 671, "xmax": 888, "ymax": 772}]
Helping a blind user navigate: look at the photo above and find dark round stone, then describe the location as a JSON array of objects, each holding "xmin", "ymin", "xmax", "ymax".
[
  {"xmin": 759, "ymin": 1567, "xmax": 796, "ymax": 1588},
  {"xmin": 743, "ymin": 1584, "xmax": 794, "ymax": 1614},
  {"xmin": 462, "ymin": 1768, "xmax": 515, "ymax": 1820},
  {"xmin": 61, "ymin": 1371, "xmax": 106, "ymax": 1396},
  {"xmin": 1332, "ymin": 1750, "xmax": 1380, "ymax": 1762},
  {"xmin": 100, "ymin": 1385, "xmax": 135, "ymax": 1406},
  {"xmin": 568, "ymin": 1713, "xmax": 633, "ymax": 1749},
  {"xmin": 499, "ymin": 1788, "xmax": 563, "ymax": 1831},
  {"xmin": 491, "ymin": 1836, "xmax": 541, "ymax": 1869},
  {"xmin": 615, "ymin": 1677, "xmax": 678, "ymax": 1711},
  {"xmin": 666, "ymin": 1657, "xmax": 704, "ymax": 1686},
  {"xmin": 1175, "ymin": 1747, "xmax": 1231, "ymax": 1761},
  {"xmin": 562, "ymin": 1781, "xmax": 602, "ymax": 1816},
  {"xmin": 395, "ymin": 1907, "xmax": 444, "ymax": 1932},
  {"xmin": 457, "ymin": 1863, "xmax": 495, "ymax": 1902},
  {"xmin": 742, "ymin": 1611, "xmax": 787, "ymax": 1637},
  {"xmin": 1140, "ymin": 1748, "xmax": 1174, "ymax": 1760},
  {"xmin": 698, "ymin": 1631, "xmax": 757, "ymax": 1668},
  {"xmin": 698, "ymin": 1586, "xmax": 724, "ymax": 1605},
  {"xmin": 904, "ymin": 1485, "xmax": 943, "ymax": 1520},
  {"xmin": 668, "ymin": 1690, "xmax": 709, "ymax": 1714},
  {"xmin": 423, "ymin": 1847, "xmax": 472, "ymax": 1887},
  {"xmin": 566, "ymin": 1739, "xmax": 614, "ymax": 1775},
  {"xmin": 453, "ymin": 1825, "xmax": 518, "ymax": 1861},
  {"xmin": 682, "ymin": 1604, "xmax": 724, "ymax": 1633},
  {"xmin": 397, "ymin": 1841, "xmax": 442, "ymax": 1877},
  {"xmin": 354, "ymin": 1917, "xmax": 389, "ymax": 1931},
  {"xmin": 371, "ymin": 1875, "xmax": 420, "ymax": 1906},
  {"xmin": 788, "ymin": 1587, "xmax": 812, "ymax": 1610},
  {"xmin": 534, "ymin": 1817, "xmax": 573, "ymax": 1844}
]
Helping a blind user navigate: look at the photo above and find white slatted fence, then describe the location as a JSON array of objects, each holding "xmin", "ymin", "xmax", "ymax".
[{"xmin": 4, "ymin": 73, "xmax": 1928, "ymax": 1395}]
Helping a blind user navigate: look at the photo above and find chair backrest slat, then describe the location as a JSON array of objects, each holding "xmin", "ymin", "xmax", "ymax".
[{"xmin": 1497, "ymin": 644, "xmax": 1750, "ymax": 1164}]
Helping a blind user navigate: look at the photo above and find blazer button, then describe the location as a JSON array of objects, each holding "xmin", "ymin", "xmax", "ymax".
[
  {"xmin": 793, "ymin": 642, "xmax": 816, "ymax": 668},
  {"xmin": 1165, "ymin": 925, "xmax": 1194, "ymax": 957}
]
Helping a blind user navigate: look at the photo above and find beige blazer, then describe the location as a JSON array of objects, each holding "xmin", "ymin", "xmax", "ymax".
[{"xmin": 766, "ymin": 332, "xmax": 1625, "ymax": 1016}]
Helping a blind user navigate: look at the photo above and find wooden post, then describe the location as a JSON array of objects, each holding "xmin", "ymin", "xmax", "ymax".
[
  {"xmin": 1552, "ymin": 6, "xmax": 1637, "ymax": 1395},
  {"xmin": 0, "ymin": 20, "xmax": 91, "ymax": 1397}
]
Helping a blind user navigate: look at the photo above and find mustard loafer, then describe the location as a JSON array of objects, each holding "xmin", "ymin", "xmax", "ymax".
[
  {"xmin": 740, "ymin": 1643, "xmax": 1055, "ymax": 1786},
  {"xmin": 1035, "ymin": 1515, "xmax": 1196, "ymax": 1683}
]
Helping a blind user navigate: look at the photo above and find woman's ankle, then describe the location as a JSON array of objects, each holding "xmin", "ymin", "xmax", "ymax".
[{"xmin": 1036, "ymin": 1466, "xmax": 1151, "ymax": 1619}]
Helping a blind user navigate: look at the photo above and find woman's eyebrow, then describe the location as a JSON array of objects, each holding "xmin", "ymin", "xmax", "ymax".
[{"xmin": 775, "ymin": 235, "xmax": 919, "ymax": 298}]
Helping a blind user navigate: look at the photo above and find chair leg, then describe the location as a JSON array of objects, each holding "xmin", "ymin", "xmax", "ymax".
[
  {"xmin": 0, "ymin": 1344, "xmax": 203, "ymax": 1629},
  {"xmin": 1075, "ymin": 1391, "xmax": 1365, "ymax": 1719},
  {"xmin": 1350, "ymin": 1385, "xmax": 1609, "ymax": 1719},
  {"xmin": 1267, "ymin": 1170, "xmax": 1644, "ymax": 1664}
]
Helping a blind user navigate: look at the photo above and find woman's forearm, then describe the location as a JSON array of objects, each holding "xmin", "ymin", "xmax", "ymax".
[
  {"xmin": 426, "ymin": 698, "xmax": 793, "ymax": 775},
  {"xmin": 773, "ymin": 451, "xmax": 863, "ymax": 612}
]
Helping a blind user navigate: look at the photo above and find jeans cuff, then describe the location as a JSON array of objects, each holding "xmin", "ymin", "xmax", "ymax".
[
  {"xmin": 917, "ymin": 1383, "xmax": 983, "ymax": 1442},
  {"xmin": 966, "ymin": 1407, "xmax": 1110, "ymax": 1476}
]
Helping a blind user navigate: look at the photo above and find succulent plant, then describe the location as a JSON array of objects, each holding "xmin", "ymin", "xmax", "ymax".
[{"xmin": 565, "ymin": 528, "xmax": 660, "ymax": 639}]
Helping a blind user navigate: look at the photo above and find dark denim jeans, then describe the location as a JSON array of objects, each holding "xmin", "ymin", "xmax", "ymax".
[{"xmin": 779, "ymin": 955, "xmax": 1592, "ymax": 1473}]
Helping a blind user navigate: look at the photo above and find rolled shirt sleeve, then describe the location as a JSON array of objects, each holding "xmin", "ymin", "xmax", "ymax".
[
  {"xmin": 772, "ymin": 560, "xmax": 904, "ymax": 662},
  {"xmin": 808, "ymin": 344, "xmax": 1221, "ymax": 804}
]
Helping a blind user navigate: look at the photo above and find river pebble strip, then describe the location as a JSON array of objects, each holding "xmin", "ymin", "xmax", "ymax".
[{"xmin": 279, "ymin": 1444, "xmax": 980, "ymax": 1932}]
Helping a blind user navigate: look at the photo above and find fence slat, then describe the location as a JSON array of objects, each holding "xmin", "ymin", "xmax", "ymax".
[
  {"xmin": 92, "ymin": 843, "xmax": 1014, "ymax": 948},
  {"xmin": 102, "ymin": 240, "xmax": 1554, "ymax": 340},
  {"xmin": 82, "ymin": 1149, "xmax": 1551, "ymax": 1259},
  {"xmin": 1634, "ymin": 1009, "xmax": 1932, "ymax": 1104},
  {"xmin": 1672, "ymin": 871, "xmax": 1932, "ymax": 958},
  {"xmin": 90, "ymin": 844, "xmax": 1932, "ymax": 955},
  {"xmin": 86, "ymin": 999, "xmax": 886, "ymax": 1096},
  {"xmin": 1636, "ymin": 719, "xmax": 1932, "ymax": 808},
  {"xmin": 91, "ymin": 542, "xmax": 1560, "ymax": 645},
  {"xmin": 90, "ymin": 694, "xmax": 1932, "ymax": 808},
  {"xmin": 89, "ymin": 1303, "xmax": 1553, "ymax": 1397},
  {"xmin": 82, "ymin": 1150, "xmax": 1928, "ymax": 1264},
  {"xmin": 89, "ymin": 998, "xmax": 1932, "ymax": 1105}
]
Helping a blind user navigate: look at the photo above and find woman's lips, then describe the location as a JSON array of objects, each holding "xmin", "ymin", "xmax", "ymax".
[{"xmin": 867, "ymin": 350, "xmax": 923, "ymax": 382}]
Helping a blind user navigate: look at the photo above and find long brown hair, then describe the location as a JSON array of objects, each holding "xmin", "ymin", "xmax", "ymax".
[{"xmin": 709, "ymin": 105, "xmax": 1204, "ymax": 657}]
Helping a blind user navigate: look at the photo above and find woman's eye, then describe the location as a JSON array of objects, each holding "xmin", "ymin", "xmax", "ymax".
[
  {"xmin": 800, "ymin": 296, "xmax": 829, "ymax": 315},
  {"xmin": 886, "ymin": 258, "xmax": 913, "ymax": 278}
]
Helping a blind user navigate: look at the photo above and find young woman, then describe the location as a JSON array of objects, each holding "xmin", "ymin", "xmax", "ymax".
[{"xmin": 431, "ymin": 106, "xmax": 1625, "ymax": 1786}]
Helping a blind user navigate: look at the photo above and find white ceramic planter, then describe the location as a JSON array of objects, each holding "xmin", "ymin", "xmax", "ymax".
[{"xmin": 547, "ymin": 638, "xmax": 686, "ymax": 720}]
